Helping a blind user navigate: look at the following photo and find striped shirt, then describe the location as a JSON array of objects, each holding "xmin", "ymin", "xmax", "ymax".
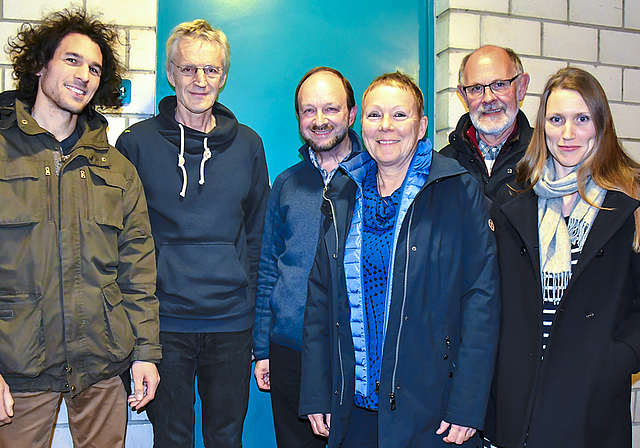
[{"xmin": 541, "ymin": 221, "xmax": 580, "ymax": 357}]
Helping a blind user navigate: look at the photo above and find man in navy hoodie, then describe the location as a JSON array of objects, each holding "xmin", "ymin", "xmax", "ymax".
[
  {"xmin": 253, "ymin": 67, "xmax": 361, "ymax": 448},
  {"xmin": 116, "ymin": 20, "xmax": 269, "ymax": 448}
]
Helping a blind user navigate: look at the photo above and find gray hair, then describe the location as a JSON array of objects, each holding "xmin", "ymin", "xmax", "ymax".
[{"xmin": 166, "ymin": 19, "xmax": 230, "ymax": 74}]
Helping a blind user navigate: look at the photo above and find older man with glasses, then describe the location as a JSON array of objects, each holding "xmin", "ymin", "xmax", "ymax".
[
  {"xmin": 440, "ymin": 45, "xmax": 531, "ymax": 201},
  {"xmin": 116, "ymin": 19, "xmax": 270, "ymax": 448}
]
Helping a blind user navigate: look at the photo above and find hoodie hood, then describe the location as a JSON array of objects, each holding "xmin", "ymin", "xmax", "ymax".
[
  {"xmin": 156, "ymin": 96, "xmax": 238, "ymax": 153},
  {"xmin": 156, "ymin": 95, "xmax": 240, "ymax": 197}
]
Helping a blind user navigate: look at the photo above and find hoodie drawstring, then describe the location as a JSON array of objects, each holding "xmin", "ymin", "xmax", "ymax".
[
  {"xmin": 176, "ymin": 124, "xmax": 213, "ymax": 196},
  {"xmin": 177, "ymin": 123, "xmax": 188, "ymax": 197},
  {"xmin": 200, "ymin": 137, "xmax": 212, "ymax": 185}
]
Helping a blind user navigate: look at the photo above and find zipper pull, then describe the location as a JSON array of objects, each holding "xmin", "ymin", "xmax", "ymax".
[{"xmin": 389, "ymin": 392, "xmax": 396, "ymax": 410}]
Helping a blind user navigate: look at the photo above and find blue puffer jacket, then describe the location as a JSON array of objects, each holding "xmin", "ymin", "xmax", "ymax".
[
  {"xmin": 300, "ymin": 141, "xmax": 500, "ymax": 447},
  {"xmin": 253, "ymin": 130, "xmax": 362, "ymax": 359}
]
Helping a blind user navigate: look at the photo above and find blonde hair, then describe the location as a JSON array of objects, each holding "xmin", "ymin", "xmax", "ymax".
[
  {"xmin": 362, "ymin": 72, "xmax": 424, "ymax": 117},
  {"xmin": 517, "ymin": 67, "xmax": 640, "ymax": 251}
]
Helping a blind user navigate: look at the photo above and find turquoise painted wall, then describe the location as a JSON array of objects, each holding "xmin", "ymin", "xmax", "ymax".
[{"xmin": 155, "ymin": 1, "xmax": 433, "ymax": 447}]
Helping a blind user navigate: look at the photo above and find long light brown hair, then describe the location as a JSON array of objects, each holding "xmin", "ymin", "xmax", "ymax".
[{"xmin": 517, "ymin": 67, "xmax": 640, "ymax": 250}]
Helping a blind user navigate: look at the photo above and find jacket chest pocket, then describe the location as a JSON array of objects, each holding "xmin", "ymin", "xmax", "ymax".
[
  {"xmin": 0, "ymin": 161, "xmax": 47, "ymax": 287},
  {"xmin": 0, "ymin": 160, "xmax": 44, "ymax": 226},
  {"xmin": 85, "ymin": 166, "xmax": 126, "ymax": 230},
  {"xmin": 72, "ymin": 166, "xmax": 126, "ymax": 266}
]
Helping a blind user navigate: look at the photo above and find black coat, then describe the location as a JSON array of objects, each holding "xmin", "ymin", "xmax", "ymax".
[
  {"xmin": 300, "ymin": 150, "xmax": 500, "ymax": 447},
  {"xmin": 440, "ymin": 111, "xmax": 533, "ymax": 201},
  {"xmin": 486, "ymin": 186, "xmax": 640, "ymax": 448}
]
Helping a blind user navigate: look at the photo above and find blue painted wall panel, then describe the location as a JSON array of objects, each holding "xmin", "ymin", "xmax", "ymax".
[{"xmin": 156, "ymin": 2, "xmax": 433, "ymax": 447}]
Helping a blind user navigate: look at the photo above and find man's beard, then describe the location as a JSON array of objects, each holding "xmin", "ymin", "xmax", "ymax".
[
  {"xmin": 303, "ymin": 124, "xmax": 349, "ymax": 153},
  {"xmin": 470, "ymin": 103, "xmax": 517, "ymax": 136}
]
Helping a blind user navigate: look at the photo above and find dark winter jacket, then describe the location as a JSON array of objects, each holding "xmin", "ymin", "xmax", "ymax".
[
  {"xmin": 116, "ymin": 96, "xmax": 270, "ymax": 332},
  {"xmin": 253, "ymin": 130, "xmax": 362, "ymax": 359},
  {"xmin": 0, "ymin": 92, "xmax": 160, "ymax": 396},
  {"xmin": 486, "ymin": 185, "xmax": 640, "ymax": 448},
  {"xmin": 440, "ymin": 111, "xmax": 532, "ymax": 201},
  {"xmin": 300, "ymin": 141, "xmax": 500, "ymax": 448}
]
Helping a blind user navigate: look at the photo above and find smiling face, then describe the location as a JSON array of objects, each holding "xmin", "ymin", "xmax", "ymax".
[
  {"xmin": 361, "ymin": 84, "xmax": 428, "ymax": 172},
  {"xmin": 35, "ymin": 33, "xmax": 103, "ymax": 117},
  {"xmin": 168, "ymin": 37, "xmax": 227, "ymax": 122},
  {"xmin": 459, "ymin": 47, "xmax": 529, "ymax": 144},
  {"xmin": 545, "ymin": 88, "xmax": 597, "ymax": 179},
  {"xmin": 297, "ymin": 71, "xmax": 357, "ymax": 154}
]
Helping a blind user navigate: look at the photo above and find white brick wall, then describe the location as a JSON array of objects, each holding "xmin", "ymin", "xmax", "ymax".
[
  {"xmin": 435, "ymin": 2, "xmax": 640, "ymax": 445},
  {"xmin": 0, "ymin": 1, "xmax": 157, "ymax": 446}
]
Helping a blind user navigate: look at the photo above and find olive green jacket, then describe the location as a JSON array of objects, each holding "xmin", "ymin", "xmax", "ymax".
[{"xmin": 0, "ymin": 96, "xmax": 161, "ymax": 396}]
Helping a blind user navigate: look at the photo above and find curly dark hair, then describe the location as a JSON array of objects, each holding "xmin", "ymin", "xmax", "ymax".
[{"xmin": 7, "ymin": 7, "xmax": 123, "ymax": 109}]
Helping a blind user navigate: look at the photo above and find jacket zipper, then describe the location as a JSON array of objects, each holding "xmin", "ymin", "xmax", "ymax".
[
  {"xmin": 44, "ymin": 166, "xmax": 53, "ymax": 222},
  {"xmin": 79, "ymin": 169, "xmax": 89, "ymax": 220},
  {"xmin": 337, "ymin": 337, "xmax": 345, "ymax": 405},
  {"xmin": 322, "ymin": 186, "xmax": 340, "ymax": 259},
  {"xmin": 323, "ymin": 186, "xmax": 344, "ymax": 405},
  {"xmin": 390, "ymin": 205, "xmax": 415, "ymax": 411}
]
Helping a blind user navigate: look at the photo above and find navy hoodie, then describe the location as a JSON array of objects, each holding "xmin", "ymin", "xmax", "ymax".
[{"xmin": 116, "ymin": 96, "xmax": 270, "ymax": 332}]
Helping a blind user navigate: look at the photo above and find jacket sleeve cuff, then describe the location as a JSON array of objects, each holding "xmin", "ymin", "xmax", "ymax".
[
  {"xmin": 298, "ymin": 402, "xmax": 330, "ymax": 419},
  {"xmin": 132, "ymin": 344, "xmax": 162, "ymax": 364},
  {"xmin": 443, "ymin": 409, "xmax": 485, "ymax": 432}
]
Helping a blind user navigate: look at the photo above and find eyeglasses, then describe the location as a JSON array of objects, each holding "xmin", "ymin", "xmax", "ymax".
[
  {"xmin": 171, "ymin": 61, "xmax": 224, "ymax": 79},
  {"xmin": 462, "ymin": 74, "xmax": 521, "ymax": 99}
]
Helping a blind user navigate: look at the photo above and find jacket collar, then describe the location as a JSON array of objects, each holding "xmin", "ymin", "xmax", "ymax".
[
  {"xmin": 339, "ymin": 139, "xmax": 441, "ymax": 187},
  {"xmin": 1, "ymin": 97, "xmax": 111, "ymax": 166},
  {"xmin": 450, "ymin": 110, "xmax": 533, "ymax": 156}
]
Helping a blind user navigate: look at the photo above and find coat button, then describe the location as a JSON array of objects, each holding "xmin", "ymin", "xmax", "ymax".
[
  {"xmin": 65, "ymin": 365, "xmax": 72, "ymax": 373},
  {"xmin": 64, "ymin": 383, "xmax": 69, "ymax": 388},
  {"xmin": 71, "ymin": 385, "xmax": 76, "ymax": 392},
  {"xmin": 443, "ymin": 354, "xmax": 449, "ymax": 360},
  {"xmin": 586, "ymin": 313, "xmax": 595, "ymax": 319},
  {"xmin": 411, "ymin": 246, "xmax": 417, "ymax": 252},
  {"xmin": 336, "ymin": 321, "xmax": 339, "ymax": 327},
  {"xmin": 332, "ymin": 253, "xmax": 337, "ymax": 259},
  {"xmin": 334, "ymin": 390, "xmax": 339, "ymax": 395},
  {"xmin": 506, "ymin": 168, "xmax": 514, "ymax": 174},
  {"xmin": 520, "ymin": 247, "xmax": 527, "ymax": 255},
  {"xmin": 596, "ymin": 249, "xmax": 604, "ymax": 257},
  {"xmin": 469, "ymin": 159, "xmax": 474, "ymax": 163},
  {"xmin": 448, "ymin": 372, "xmax": 454, "ymax": 378}
]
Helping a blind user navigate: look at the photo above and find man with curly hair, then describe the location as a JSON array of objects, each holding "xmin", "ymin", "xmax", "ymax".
[{"xmin": 0, "ymin": 8, "xmax": 161, "ymax": 447}]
